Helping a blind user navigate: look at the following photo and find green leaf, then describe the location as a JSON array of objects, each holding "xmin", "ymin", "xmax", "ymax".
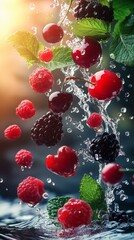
[
  {"xmin": 44, "ymin": 46, "xmax": 74, "ymax": 71},
  {"xmin": 8, "ymin": 31, "xmax": 44, "ymax": 67},
  {"xmin": 112, "ymin": 0, "xmax": 134, "ymax": 21},
  {"xmin": 99, "ymin": 0, "xmax": 110, "ymax": 7},
  {"xmin": 80, "ymin": 174, "xmax": 107, "ymax": 219},
  {"xmin": 110, "ymin": 15, "xmax": 134, "ymax": 66},
  {"xmin": 47, "ymin": 196, "xmax": 71, "ymax": 219},
  {"xmin": 69, "ymin": 18, "xmax": 111, "ymax": 40}
]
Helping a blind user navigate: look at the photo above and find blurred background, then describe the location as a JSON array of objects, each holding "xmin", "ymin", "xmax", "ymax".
[{"xmin": 0, "ymin": 0, "xmax": 134, "ymax": 211}]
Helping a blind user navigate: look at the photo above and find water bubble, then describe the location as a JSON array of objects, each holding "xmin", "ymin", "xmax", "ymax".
[
  {"xmin": 0, "ymin": 178, "xmax": 3, "ymax": 183},
  {"xmin": 120, "ymin": 194, "xmax": 128, "ymax": 201},
  {"xmin": 52, "ymin": 182, "xmax": 55, "ymax": 186},
  {"xmin": 47, "ymin": 178, "xmax": 52, "ymax": 184},
  {"xmin": 57, "ymin": 79, "xmax": 61, "ymax": 85},
  {"xmin": 121, "ymin": 66, "xmax": 126, "ymax": 71},
  {"xmin": 125, "ymin": 92, "xmax": 130, "ymax": 98},
  {"xmin": 127, "ymin": 74, "xmax": 131, "ymax": 78},
  {"xmin": 121, "ymin": 107, "xmax": 127, "ymax": 113},
  {"xmin": 42, "ymin": 192, "xmax": 48, "ymax": 199},
  {"xmin": 125, "ymin": 131, "xmax": 130, "ymax": 136},
  {"xmin": 130, "ymin": 116, "xmax": 134, "ymax": 120},
  {"xmin": 67, "ymin": 128, "xmax": 72, "ymax": 133},
  {"xmin": 128, "ymin": 84, "xmax": 133, "ymax": 88},
  {"xmin": 126, "ymin": 158, "xmax": 129, "ymax": 162}
]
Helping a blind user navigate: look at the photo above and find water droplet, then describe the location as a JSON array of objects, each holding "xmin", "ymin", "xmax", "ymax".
[
  {"xmin": 42, "ymin": 192, "xmax": 48, "ymax": 199},
  {"xmin": 120, "ymin": 194, "xmax": 128, "ymax": 201},
  {"xmin": 121, "ymin": 107, "xmax": 127, "ymax": 113},
  {"xmin": 126, "ymin": 158, "xmax": 129, "ymax": 162},
  {"xmin": 0, "ymin": 178, "xmax": 3, "ymax": 183},
  {"xmin": 52, "ymin": 182, "xmax": 55, "ymax": 186},
  {"xmin": 127, "ymin": 74, "xmax": 131, "ymax": 78},
  {"xmin": 125, "ymin": 131, "xmax": 130, "ymax": 136},
  {"xmin": 128, "ymin": 84, "xmax": 132, "ymax": 88},
  {"xmin": 29, "ymin": 3, "xmax": 36, "ymax": 11},
  {"xmin": 67, "ymin": 128, "xmax": 72, "ymax": 133},
  {"xmin": 125, "ymin": 92, "xmax": 130, "ymax": 98},
  {"xmin": 47, "ymin": 178, "xmax": 52, "ymax": 184},
  {"xmin": 57, "ymin": 79, "xmax": 61, "ymax": 85}
]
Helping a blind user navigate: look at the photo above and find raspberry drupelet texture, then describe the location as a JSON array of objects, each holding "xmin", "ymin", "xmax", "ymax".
[
  {"xmin": 89, "ymin": 132, "xmax": 120, "ymax": 163},
  {"xmin": 58, "ymin": 198, "xmax": 92, "ymax": 228},
  {"xmin": 74, "ymin": 0, "xmax": 114, "ymax": 23},
  {"xmin": 31, "ymin": 111, "xmax": 63, "ymax": 146},
  {"xmin": 29, "ymin": 68, "xmax": 54, "ymax": 93},
  {"xmin": 17, "ymin": 176, "xmax": 45, "ymax": 206},
  {"xmin": 16, "ymin": 100, "xmax": 36, "ymax": 120},
  {"xmin": 38, "ymin": 48, "xmax": 54, "ymax": 62},
  {"xmin": 86, "ymin": 112, "xmax": 103, "ymax": 128},
  {"xmin": 4, "ymin": 124, "xmax": 22, "ymax": 140},
  {"xmin": 15, "ymin": 149, "xmax": 33, "ymax": 168},
  {"xmin": 45, "ymin": 146, "xmax": 79, "ymax": 177}
]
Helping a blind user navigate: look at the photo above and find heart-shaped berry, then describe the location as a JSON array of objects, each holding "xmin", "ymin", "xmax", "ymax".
[{"xmin": 45, "ymin": 146, "xmax": 79, "ymax": 177}]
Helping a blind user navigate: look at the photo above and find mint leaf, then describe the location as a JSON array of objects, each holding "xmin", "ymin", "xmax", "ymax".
[
  {"xmin": 70, "ymin": 18, "xmax": 111, "ymax": 40},
  {"xmin": 110, "ymin": 15, "xmax": 134, "ymax": 66},
  {"xmin": 47, "ymin": 196, "xmax": 71, "ymax": 219},
  {"xmin": 80, "ymin": 174, "xmax": 107, "ymax": 219},
  {"xmin": 99, "ymin": 0, "xmax": 110, "ymax": 7},
  {"xmin": 8, "ymin": 31, "xmax": 44, "ymax": 67},
  {"xmin": 112, "ymin": 0, "xmax": 134, "ymax": 21},
  {"xmin": 44, "ymin": 46, "xmax": 74, "ymax": 71}
]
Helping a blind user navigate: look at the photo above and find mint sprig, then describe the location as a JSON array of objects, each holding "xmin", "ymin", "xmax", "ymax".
[
  {"xmin": 112, "ymin": 0, "xmax": 134, "ymax": 22},
  {"xmin": 8, "ymin": 31, "xmax": 44, "ymax": 67},
  {"xmin": 80, "ymin": 174, "xmax": 107, "ymax": 219},
  {"xmin": 47, "ymin": 196, "xmax": 71, "ymax": 219},
  {"xmin": 69, "ymin": 18, "xmax": 111, "ymax": 40}
]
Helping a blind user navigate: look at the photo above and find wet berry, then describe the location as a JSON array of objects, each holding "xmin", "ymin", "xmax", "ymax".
[
  {"xmin": 48, "ymin": 91, "xmax": 73, "ymax": 113},
  {"xmin": 4, "ymin": 125, "xmax": 22, "ymax": 140},
  {"xmin": 72, "ymin": 37, "xmax": 102, "ymax": 68},
  {"xmin": 31, "ymin": 111, "xmax": 63, "ymax": 146},
  {"xmin": 89, "ymin": 132, "xmax": 120, "ymax": 163},
  {"xmin": 88, "ymin": 70, "xmax": 122, "ymax": 101},
  {"xmin": 16, "ymin": 100, "xmax": 36, "ymax": 120},
  {"xmin": 29, "ymin": 68, "xmax": 54, "ymax": 93},
  {"xmin": 45, "ymin": 146, "xmax": 79, "ymax": 177},
  {"xmin": 17, "ymin": 176, "xmax": 45, "ymax": 206},
  {"xmin": 86, "ymin": 112, "xmax": 102, "ymax": 128},
  {"xmin": 74, "ymin": 0, "xmax": 113, "ymax": 23},
  {"xmin": 102, "ymin": 163, "xmax": 124, "ymax": 185},
  {"xmin": 42, "ymin": 23, "xmax": 64, "ymax": 43},
  {"xmin": 58, "ymin": 198, "xmax": 92, "ymax": 228},
  {"xmin": 38, "ymin": 48, "xmax": 54, "ymax": 62},
  {"xmin": 109, "ymin": 210, "xmax": 133, "ymax": 223},
  {"xmin": 15, "ymin": 149, "xmax": 33, "ymax": 168}
]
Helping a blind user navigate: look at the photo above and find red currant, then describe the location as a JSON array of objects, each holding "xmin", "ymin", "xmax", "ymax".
[
  {"xmin": 48, "ymin": 91, "xmax": 73, "ymax": 113},
  {"xmin": 86, "ymin": 112, "xmax": 102, "ymax": 128},
  {"xmin": 42, "ymin": 23, "xmax": 64, "ymax": 43},
  {"xmin": 102, "ymin": 163, "xmax": 124, "ymax": 185},
  {"xmin": 72, "ymin": 37, "xmax": 102, "ymax": 68},
  {"xmin": 88, "ymin": 70, "xmax": 122, "ymax": 101},
  {"xmin": 38, "ymin": 48, "xmax": 54, "ymax": 62}
]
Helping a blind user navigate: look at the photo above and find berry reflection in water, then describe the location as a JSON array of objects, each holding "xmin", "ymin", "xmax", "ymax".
[{"xmin": 3, "ymin": 0, "xmax": 134, "ymax": 238}]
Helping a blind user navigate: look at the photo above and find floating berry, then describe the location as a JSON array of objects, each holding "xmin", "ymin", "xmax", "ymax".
[
  {"xmin": 4, "ymin": 124, "xmax": 21, "ymax": 140},
  {"xmin": 42, "ymin": 23, "xmax": 64, "ymax": 43},
  {"xmin": 74, "ymin": 0, "xmax": 113, "ymax": 23},
  {"xmin": 72, "ymin": 37, "xmax": 102, "ymax": 68},
  {"xmin": 86, "ymin": 112, "xmax": 102, "ymax": 128},
  {"xmin": 29, "ymin": 68, "xmax": 54, "ymax": 93},
  {"xmin": 16, "ymin": 100, "xmax": 36, "ymax": 120},
  {"xmin": 48, "ymin": 91, "xmax": 73, "ymax": 113},
  {"xmin": 38, "ymin": 48, "xmax": 54, "ymax": 62},
  {"xmin": 17, "ymin": 176, "xmax": 45, "ymax": 206},
  {"xmin": 58, "ymin": 198, "xmax": 92, "ymax": 228},
  {"xmin": 31, "ymin": 111, "xmax": 63, "ymax": 146},
  {"xmin": 88, "ymin": 70, "xmax": 122, "ymax": 101},
  {"xmin": 102, "ymin": 163, "xmax": 124, "ymax": 185},
  {"xmin": 15, "ymin": 149, "xmax": 33, "ymax": 168},
  {"xmin": 45, "ymin": 146, "xmax": 79, "ymax": 177},
  {"xmin": 89, "ymin": 132, "xmax": 120, "ymax": 163}
]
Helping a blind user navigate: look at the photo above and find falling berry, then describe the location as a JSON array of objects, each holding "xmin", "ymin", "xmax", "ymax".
[
  {"xmin": 16, "ymin": 100, "xmax": 36, "ymax": 120},
  {"xmin": 4, "ymin": 125, "xmax": 22, "ymax": 140},
  {"xmin": 15, "ymin": 149, "xmax": 33, "ymax": 168},
  {"xmin": 72, "ymin": 37, "xmax": 102, "ymax": 68},
  {"xmin": 42, "ymin": 23, "xmax": 64, "ymax": 43},
  {"xmin": 86, "ymin": 112, "xmax": 102, "ymax": 128},
  {"xmin": 38, "ymin": 48, "xmax": 54, "ymax": 62},
  {"xmin": 102, "ymin": 163, "xmax": 124, "ymax": 185}
]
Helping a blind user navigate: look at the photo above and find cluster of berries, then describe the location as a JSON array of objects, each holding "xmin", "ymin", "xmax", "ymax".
[{"xmin": 3, "ymin": 0, "xmax": 132, "ymax": 230}]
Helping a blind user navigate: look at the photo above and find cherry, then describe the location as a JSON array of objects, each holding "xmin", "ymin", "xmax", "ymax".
[
  {"xmin": 102, "ymin": 163, "xmax": 124, "ymax": 185},
  {"xmin": 48, "ymin": 91, "xmax": 73, "ymax": 113},
  {"xmin": 88, "ymin": 70, "xmax": 122, "ymax": 101},
  {"xmin": 45, "ymin": 146, "xmax": 79, "ymax": 177},
  {"xmin": 86, "ymin": 112, "xmax": 102, "ymax": 129},
  {"xmin": 42, "ymin": 23, "xmax": 64, "ymax": 43},
  {"xmin": 38, "ymin": 48, "xmax": 54, "ymax": 62},
  {"xmin": 72, "ymin": 37, "xmax": 102, "ymax": 68}
]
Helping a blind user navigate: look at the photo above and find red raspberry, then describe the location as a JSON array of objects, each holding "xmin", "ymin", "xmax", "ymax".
[
  {"xmin": 102, "ymin": 163, "xmax": 124, "ymax": 185},
  {"xmin": 4, "ymin": 124, "xmax": 21, "ymax": 140},
  {"xmin": 86, "ymin": 112, "xmax": 102, "ymax": 128},
  {"xmin": 15, "ymin": 149, "xmax": 33, "ymax": 168},
  {"xmin": 16, "ymin": 100, "xmax": 36, "ymax": 120},
  {"xmin": 38, "ymin": 48, "xmax": 54, "ymax": 62},
  {"xmin": 58, "ymin": 198, "xmax": 92, "ymax": 228},
  {"xmin": 45, "ymin": 146, "xmax": 79, "ymax": 177},
  {"xmin": 17, "ymin": 176, "xmax": 45, "ymax": 206},
  {"xmin": 29, "ymin": 68, "xmax": 54, "ymax": 93}
]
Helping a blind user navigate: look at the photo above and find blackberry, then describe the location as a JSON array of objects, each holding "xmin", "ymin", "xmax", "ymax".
[
  {"xmin": 89, "ymin": 132, "xmax": 120, "ymax": 163},
  {"xmin": 31, "ymin": 112, "xmax": 63, "ymax": 146},
  {"xmin": 109, "ymin": 211, "xmax": 134, "ymax": 224},
  {"xmin": 74, "ymin": 0, "xmax": 113, "ymax": 23}
]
